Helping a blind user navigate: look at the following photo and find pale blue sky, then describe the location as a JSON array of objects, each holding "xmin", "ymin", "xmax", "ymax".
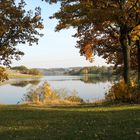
[{"xmin": 13, "ymin": 0, "xmax": 107, "ymax": 68}]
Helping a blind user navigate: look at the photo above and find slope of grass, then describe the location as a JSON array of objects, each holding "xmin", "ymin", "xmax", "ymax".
[
  {"xmin": 6, "ymin": 69, "xmax": 42, "ymax": 79},
  {"xmin": 0, "ymin": 105, "xmax": 139, "ymax": 140}
]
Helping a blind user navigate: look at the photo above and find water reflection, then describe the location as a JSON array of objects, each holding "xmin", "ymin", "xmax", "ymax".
[
  {"xmin": 23, "ymin": 82, "xmax": 84, "ymax": 104},
  {"xmin": 10, "ymin": 80, "xmax": 40, "ymax": 87},
  {"xmin": 80, "ymin": 75, "xmax": 117, "ymax": 84},
  {"xmin": 0, "ymin": 76, "xmax": 115, "ymax": 104}
]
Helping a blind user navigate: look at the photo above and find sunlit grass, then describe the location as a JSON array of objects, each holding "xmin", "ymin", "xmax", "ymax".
[{"xmin": 0, "ymin": 105, "xmax": 139, "ymax": 140}]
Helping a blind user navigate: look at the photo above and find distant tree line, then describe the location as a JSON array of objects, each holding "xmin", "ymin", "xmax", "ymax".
[
  {"xmin": 67, "ymin": 66, "xmax": 115, "ymax": 76},
  {"xmin": 11, "ymin": 66, "xmax": 41, "ymax": 75}
]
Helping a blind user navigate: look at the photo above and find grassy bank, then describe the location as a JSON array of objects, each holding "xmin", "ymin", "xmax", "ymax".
[
  {"xmin": 8, "ymin": 73, "xmax": 42, "ymax": 79},
  {"xmin": 8, "ymin": 75, "xmax": 42, "ymax": 80},
  {"xmin": 5, "ymin": 69, "xmax": 42, "ymax": 79},
  {"xmin": 0, "ymin": 105, "xmax": 139, "ymax": 140}
]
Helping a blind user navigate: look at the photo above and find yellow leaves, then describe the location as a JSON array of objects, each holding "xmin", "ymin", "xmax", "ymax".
[
  {"xmin": 83, "ymin": 44, "xmax": 94, "ymax": 62},
  {"xmin": 132, "ymin": 35, "xmax": 139, "ymax": 41},
  {"xmin": 106, "ymin": 80, "xmax": 140, "ymax": 102},
  {"xmin": 0, "ymin": 67, "xmax": 8, "ymax": 82},
  {"xmin": 130, "ymin": 25, "xmax": 140, "ymax": 41},
  {"xmin": 43, "ymin": 82, "xmax": 52, "ymax": 97},
  {"xmin": 25, "ymin": 82, "xmax": 83, "ymax": 105}
]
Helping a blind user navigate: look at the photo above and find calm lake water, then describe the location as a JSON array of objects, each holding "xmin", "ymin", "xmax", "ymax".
[{"xmin": 0, "ymin": 75, "xmax": 114, "ymax": 104}]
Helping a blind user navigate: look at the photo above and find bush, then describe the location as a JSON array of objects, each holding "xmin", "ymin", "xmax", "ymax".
[
  {"xmin": 64, "ymin": 90, "xmax": 83, "ymax": 103},
  {"xmin": 0, "ymin": 67, "xmax": 8, "ymax": 82},
  {"xmin": 24, "ymin": 82, "xmax": 59, "ymax": 104},
  {"xmin": 24, "ymin": 82, "xmax": 83, "ymax": 104},
  {"xmin": 106, "ymin": 80, "xmax": 140, "ymax": 103},
  {"xmin": 65, "ymin": 96, "xmax": 83, "ymax": 103}
]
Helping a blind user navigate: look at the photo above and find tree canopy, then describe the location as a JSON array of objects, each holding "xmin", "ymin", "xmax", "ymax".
[
  {"xmin": 0, "ymin": 0, "xmax": 43, "ymax": 81},
  {"xmin": 0, "ymin": 0, "xmax": 43, "ymax": 66},
  {"xmin": 47, "ymin": 0, "xmax": 140, "ymax": 85}
]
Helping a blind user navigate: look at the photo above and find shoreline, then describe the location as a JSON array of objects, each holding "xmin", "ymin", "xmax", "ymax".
[{"xmin": 0, "ymin": 75, "xmax": 42, "ymax": 86}]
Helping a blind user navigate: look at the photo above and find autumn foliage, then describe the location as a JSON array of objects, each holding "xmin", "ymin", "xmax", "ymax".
[
  {"xmin": 48, "ymin": 0, "xmax": 140, "ymax": 86},
  {"xmin": 0, "ymin": 0, "xmax": 44, "ymax": 81},
  {"xmin": 24, "ymin": 82, "xmax": 83, "ymax": 104},
  {"xmin": 106, "ymin": 80, "xmax": 140, "ymax": 103}
]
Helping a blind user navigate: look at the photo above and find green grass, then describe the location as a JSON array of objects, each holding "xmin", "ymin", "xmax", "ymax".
[
  {"xmin": 8, "ymin": 74, "xmax": 42, "ymax": 79},
  {"xmin": 0, "ymin": 105, "xmax": 139, "ymax": 140},
  {"xmin": 5, "ymin": 69, "xmax": 42, "ymax": 79}
]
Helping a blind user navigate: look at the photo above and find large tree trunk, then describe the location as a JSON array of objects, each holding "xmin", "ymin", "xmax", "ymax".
[
  {"xmin": 120, "ymin": 25, "xmax": 131, "ymax": 85},
  {"xmin": 136, "ymin": 40, "xmax": 140, "ymax": 87}
]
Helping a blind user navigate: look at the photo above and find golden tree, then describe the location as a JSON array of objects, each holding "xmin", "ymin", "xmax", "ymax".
[{"xmin": 47, "ymin": 0, "xmax": 140, "ymax": 85}]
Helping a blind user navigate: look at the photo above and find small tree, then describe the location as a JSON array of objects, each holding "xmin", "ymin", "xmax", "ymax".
[{"xmin": 0, "ymin": 67, "xmax": 8, "ymax": 82}]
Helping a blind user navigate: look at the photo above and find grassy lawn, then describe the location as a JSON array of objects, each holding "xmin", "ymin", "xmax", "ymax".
[{"xmin": 0, "ymin": 105, "xmax": 139, "ymax": 140}]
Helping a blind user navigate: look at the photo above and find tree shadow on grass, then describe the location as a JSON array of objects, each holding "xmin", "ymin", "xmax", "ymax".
[{"xmin": 0, "ymin": 107, "xmax": 139, "ymax": 140}]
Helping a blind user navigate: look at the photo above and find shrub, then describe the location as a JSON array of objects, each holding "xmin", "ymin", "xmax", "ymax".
[
  {"xmin": 24, "ymin": 82, "xmax": 59, "ymax": 103},
  {"xmin": 106, "ymin": 80, "xmax": 140, "ymax": 103},
  {"xmin": 64, "ymin": 90, "xmax": 83, "ymax": 103},
  {"xmin": 0, "ymin": 67, "xmax": 8, "ymax": 82},
  {"xmin": 65, "ymin": 96, "xmax": 83, "ymax": 103},
  {"xmin": 24, "ymin": 82, "xmax": 83, "ymax": 104}
]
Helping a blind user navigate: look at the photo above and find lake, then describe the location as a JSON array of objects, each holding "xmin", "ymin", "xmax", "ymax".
[{"xmin": 0, "ymin": 75, "xmax": 114, "ymax": 104}]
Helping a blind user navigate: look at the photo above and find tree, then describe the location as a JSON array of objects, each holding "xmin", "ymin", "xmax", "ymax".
[
  {"xmin": 0, "ymin": 0, "xmax": 43, "ymax": 81},
  {"xmin": 28, "ymin": 68, "xmax": 41, "ymax": 75},
  {"xmin": 47, "ymin": 0, "xmax": 140, "ymax": 85},
  {"xmin": 130, "ymin": 25, "xmax": 140, "ymax": 86},
  {"xmin": 11, "ymin": 65, "xmax": 28, "ymax": 71}
]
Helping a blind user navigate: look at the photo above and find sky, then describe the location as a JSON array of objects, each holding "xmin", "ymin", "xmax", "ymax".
[{"xmin": 12, "ymin": 0, "xmax": 107, "ymax": 68}]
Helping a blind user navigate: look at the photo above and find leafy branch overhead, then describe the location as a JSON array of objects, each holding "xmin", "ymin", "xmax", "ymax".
[
  {"xmin": 48, "ymin": 0, "xmax": 140, "ymax": 60},
  {"xmin": 46, "ymin": 0, "xmax": 140, "ymax": 85},
  {"xmin": 0, "ymin": 0, "xmax": 44, "ymax": 66}
]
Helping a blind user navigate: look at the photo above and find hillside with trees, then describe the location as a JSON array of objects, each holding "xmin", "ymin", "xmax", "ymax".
[
  {"xmin": 67, "ymin": 66, "xmax": 115, "ymax": 76},
  {"xmin": 5, "ymin": 66, "xmax": 42, "ymax": 78}
]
